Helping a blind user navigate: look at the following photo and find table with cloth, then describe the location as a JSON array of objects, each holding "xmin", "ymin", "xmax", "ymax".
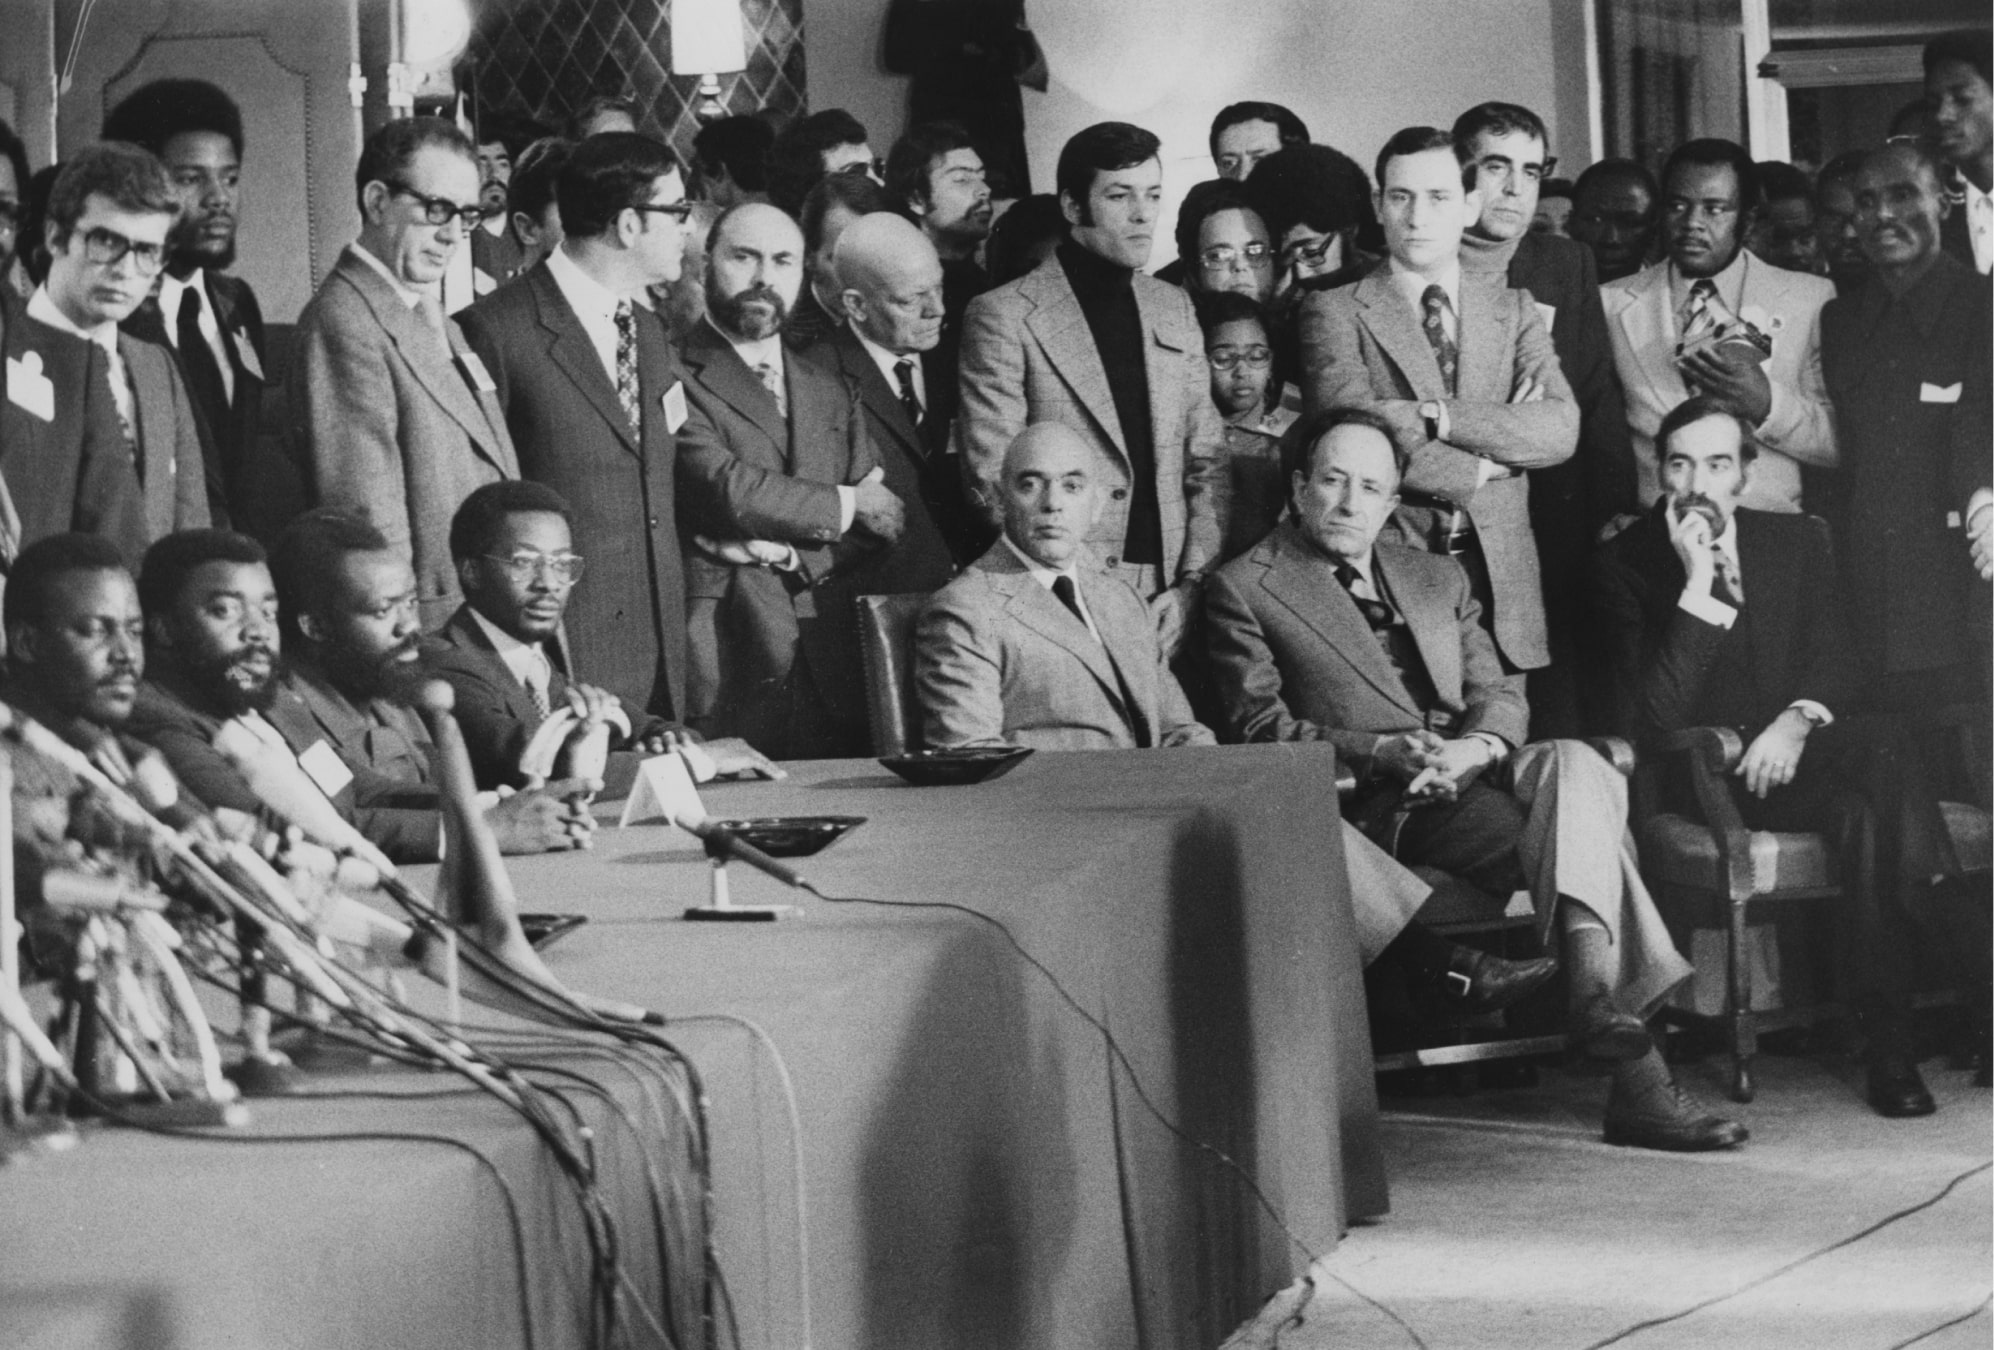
[{"xmin": 0, "ymin": 741, "xmax": 1385, "ymax": 1350}]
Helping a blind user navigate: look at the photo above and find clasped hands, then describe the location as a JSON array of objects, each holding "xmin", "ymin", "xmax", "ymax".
[
  {"xmin": 1375, "ymin": 728, "xmax": 1496, "ymax": 804},
  {"xmin": 695, "ymin": 468, "xmax": 907, "ymax": 569},
  {"xmin": 1674, "ymin": 342, "xmax": 1772, "ymax": 425}
]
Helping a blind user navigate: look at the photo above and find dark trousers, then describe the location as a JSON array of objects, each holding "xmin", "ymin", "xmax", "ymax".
[{"xmin": 1369, "ymin": 777, "xmax": 1530, "ymax": 900}]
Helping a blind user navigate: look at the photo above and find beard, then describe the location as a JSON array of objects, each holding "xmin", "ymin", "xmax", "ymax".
[
  {"xmin": 707, "ymin": 282, "xmax": 789, "ymax": 341},
  {"xmin": 318, "ymin": 635, "xmax": 423, "ymax": 703},
  {"xmin": 170, "ymin": 214, "xmax": 237, "ymax": 273},
  {"xmin": 1672, "ymin": 493, "xmax": 1726, "ymax": 533},
  {"xmin": 191, "ymin": 642, "xmax": 281, "ymax": 717}
]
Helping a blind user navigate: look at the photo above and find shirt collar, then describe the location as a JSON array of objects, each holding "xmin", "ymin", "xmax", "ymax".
[
  {"xmin": 709, "ymin": 312, "xmax": 783, "ymax": 374},
  {"xmin": 1002, "ymin": 533, "xmax": 1082, "ymax": 588},
  {"xmin": 27, "ymin": 285, "xmax": 116, "ymax": 349},
  {"xmin": 1386, "ymin": 256, "xmax": 1462, "ymax": 311},
  {"xmin": 468, "ymin": 606, "xmax": 553, "ymax": 688},
  {"xmin": 545, "ymin": 243, "xmax": 629, "ymax": 322},
  {"xmin": 1668, "ymin": 248, "xmax": 1748, "ymax": 316},
  {"xmin": 852, "ymin": 322, "xmax": 919, "ymax": 387},
  {"xmin": 349, "ymin": 241, "xmax": 426, "ymax": 309}
]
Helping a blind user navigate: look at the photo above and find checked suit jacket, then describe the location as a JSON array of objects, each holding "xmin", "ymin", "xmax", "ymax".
[
  {"xmin": 117, "ymin": 333, "xmax": 213, "ymax": 542},
  {"xmin": 460, "ymin": 261, "xmax": 688, "ymax": 721},
  {"xmin": 1300, "ymin": 264, "xmax": 1577, "ymax": 670}
]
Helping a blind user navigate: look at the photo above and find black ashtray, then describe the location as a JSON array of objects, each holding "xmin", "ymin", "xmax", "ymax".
[
  {"xmin": 878, "ymin": 745, "xmax": 1035, "ymax": 786},
  {"xmin": 709, "ymin": 815, "xmax": 865, "ymax": 856}
]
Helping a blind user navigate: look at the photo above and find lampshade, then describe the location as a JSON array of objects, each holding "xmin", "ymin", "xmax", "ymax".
[
  {"xmin": 671, "ymin": 0, "xmax": 748, "ymax": 76},
  {"xmin": 404, "ymin": 0, "xmax": 474, "ymax": 68}
]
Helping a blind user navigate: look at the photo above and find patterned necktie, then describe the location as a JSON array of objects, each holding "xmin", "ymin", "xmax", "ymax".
[
  {"xmin": 893, "ymin": 356, "xmax": 923, "ymax": 429},
  {"xmin": 1333, "ymin": 562, "xmax": 1396, "ymax": 631},
  {"xmin": 1419, "ymin": 284, "xmax": 1459, "ymax": 397},
  {"xmin": 1712, "ymin": 547, "xmax": 1745, "ymax": 608},
  {"xmin": 175, "ymin": 285, "xmax": 229, "ymax": 433},
  {"xmin": 1679, "ymin": 278, "xmax": 1718, "ymax": 346},
  {"xmin": 104, "ymin": 347, "xmax": 139, "ymax": 472},
  {"xmin": 526, "ymin": 667, "xmax": 551, "ymax": 720},
  {"xmin": 613, "ymin": 300, "xmax": 642, "ymax": 437},
  {"xmin": 754, "ymin": 360, "xmax": 787, "ymax": 418}
]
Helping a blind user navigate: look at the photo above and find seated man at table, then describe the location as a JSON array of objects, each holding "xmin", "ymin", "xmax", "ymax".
[
  {"xmin": 1204, "ymin": 407, "xmax": 1742, "ymax": 1152},
  {"xmin": 917, "ymin": 423, "xmax": 1472, "ymax": 975},
  {"xmin": 127, "ymin": 525, "xmax": 591, "ymax": 863},
  {"xmin": 426, "ymin": 481, "xmax": 778, "ymax": 792}
]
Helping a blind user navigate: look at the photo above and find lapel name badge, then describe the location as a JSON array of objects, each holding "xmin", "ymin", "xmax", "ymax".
[
  {"xmin": 4, "ymin": 350, "xmax": 55, "ymax": 422},
  {"xmin": 297, "ymin": 739, "xmax": 356, "ymax": 799},
  {"xmin": 662, "ymin": 380, "xmax": 689, "ymax": 433},
  {"xmin": 458, "ymin": 350, "xmax": 498, "ymax": 393},
  {"xmin": 231, "ymin": 328, "xmax": 265, "ymax": 382},
  {"xmin": 1920, "ymin": 382, "xmax": 1962, "ymax": 404}
]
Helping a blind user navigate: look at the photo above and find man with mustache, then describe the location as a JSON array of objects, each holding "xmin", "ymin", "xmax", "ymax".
[
  {"xmin": 469, "ymin": 113, "xmax": 539, "ymax": 295},
  {"xmin": 126, "ymin": 524, "xmax": 588, "ymax": 863},
  {"xmin": 102, "ymin": 79, "xmax": 280, "ymax": 538},
  {"xmin": 1593, "ymin": 397, "xmax": 1981, "ymax": 1116},
  {"xmin": 1601, "ymin": 138, "xmax": 1837, "ymax": 516},
  {"xmin": 675, "ymin": 201, "xmax": 900, "ymax": 757}
]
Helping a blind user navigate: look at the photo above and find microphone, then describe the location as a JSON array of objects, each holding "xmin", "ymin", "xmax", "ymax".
[
  {"xmin": 210, "ymin": 720, "xmax": 398, "ymax": 878},
  {"xmin": 671, "ymin": 815, "xmax": 812, "ymax": 891}
]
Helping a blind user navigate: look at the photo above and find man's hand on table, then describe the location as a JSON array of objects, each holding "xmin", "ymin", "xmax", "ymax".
[{"xmin": 487, "ymin": 780, "xmax": 599, "ymax": 852}]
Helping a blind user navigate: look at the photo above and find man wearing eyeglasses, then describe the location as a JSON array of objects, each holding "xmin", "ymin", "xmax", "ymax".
[
  {"xmin": 291, "ymin": 116, "xmax": 519, "ymax": 630},
  {"xmin": 29, "ymin": 144, "xmax": 209, "ymax": 552},
  {"xmin": 1454, "ymin": 102, "xmax": 1635, "ymax": 737},
  {"xmin": 1601, "ymin": 138, "xmax": 1837, "ymax": 516}
]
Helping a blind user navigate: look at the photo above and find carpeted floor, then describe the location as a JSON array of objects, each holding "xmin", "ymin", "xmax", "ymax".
[{"xmin": 1285, "ymin": 1051, "xmax": 1992, "ymax": 1350}]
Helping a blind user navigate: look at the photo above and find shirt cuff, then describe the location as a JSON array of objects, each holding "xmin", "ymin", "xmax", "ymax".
[
  {"xmin": 1787, "ymin": 699, "xmax": 1833, "ymax": 727},
  {"xmin": 776, "ymin": 545, "xmax": 802, "ymax": 573},
  {"xmin": 1467, "ymin": 731, "xmax": 1510, "ymax": 764},
  {"xmin": 837, "ymin": 484, "xmax": 856, "ymax": 534},
  {"xmin": 1435, "ymin": 399, "xmax": 1452, "ymax": 444},
  {"xmin": 1967, "ymin": 488, "xmax": 1992, "ymax": 528},
  {"xmin": 1677, "ymin": 588, "xmax": 1737, "ymax": 628}
]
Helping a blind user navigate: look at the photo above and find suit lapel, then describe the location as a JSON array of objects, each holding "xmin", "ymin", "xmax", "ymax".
[
  {"xmin": 1353, "ymin": 269, "xmax": 1448, "ymax": 400},
  {"xmin": 683, "ymin": 320, "xmax": 789, "ymax": 449},
  {"xmin": 1260, "ymin": 528, "xmax": 1425, "ymax": 718},
  {"xmin": 838, "ymin": 329, "xmax": 923, "ymax": 460},
  {"xmin": 208, "ymin": 279, "xmax": 263, "ymax": 393},
  {"xmin": 1135, "ymin": 280, "xmax": 1184, "ymax": 467},
  {"xmin": 984, "ymin": 552, "xmax": 1125, "ymax": 707},
  {"xmin": 1022, "ymin": 263, "xmax": 1124, "ymax": 460},
  {"xmin": 784, "ymin": 350, "xmax": 847, "ymax": 480},
  {"xmin": 529, "ymin": 265, "xmax": 639, "ymax": 455},
  {"xmin": 446, "ymin": 607, "xmax": 542, "ymax": 727},
  {"xmin": 1615, "ymin": 264, "xmax": 1690, "ymax": 412},
  {"xmin": 1080, "ymin": 570, "xmax": 1154, "ymax": 747},
  {"xmin": 1734, "ymin": 513, "xmax": 1790, "ymax": 692},
  {"xmin": 1376, "ymin": 547, "xmax": 1461, "ymax": 705}
]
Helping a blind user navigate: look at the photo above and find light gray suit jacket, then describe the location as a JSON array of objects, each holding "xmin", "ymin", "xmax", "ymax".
[
  {"xmin": 954, "ymin": 253, "xmax": 1222, "ymax": 593},
  {"xmin": 1301, "ymin": 266, "xmax": 1576, "ymax": 670},
  {"xmin": 1602, "ymin": 252, "xmax": 1837, "ymax": 514},
  {"xmin": 1203, "ymin": 524, "xmax": 1530, "ymax": 779},
  {"xmin": 914, "ymin": 540, "xmax": 1215, "ymax": 751},
  {"xmin": 291, "ymin": 246, "xmax": 519, "ymax": 626},
  {"xmin": 120, "ymin": 333, "xmax": 211, "ymax": 542}
]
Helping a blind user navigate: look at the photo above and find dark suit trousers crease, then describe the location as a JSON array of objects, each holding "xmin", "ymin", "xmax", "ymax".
[{"xmin": 1364, "ymin": 778, "xmax": 1530, "ymax": 901}]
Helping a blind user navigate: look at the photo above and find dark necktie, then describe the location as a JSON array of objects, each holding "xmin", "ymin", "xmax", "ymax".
[
  {"xmin": 1051, "ymin": 573, "xmax": 1089, "ymax": 629},
  {"xmin": 613, "ymin": 300, "xmax": 641, "ymax": 437},
  {"xmin": 1712, "ymin": 548, "xmax": 1745, "ymax": 609},
  {"xmin": 893, "ymin": 356, "xmax": 923, "ymax": 430},
  {"xmin": 1334, "ymin": 562, "xmax": 1396, "ymax": 631},
  {"xmin": 1420, "ymin": 284, "xmax": 1459, "ymax": 397},
  {"xmin": 175, "ymin": 285, "xmax": 229, "ymax": 436}
]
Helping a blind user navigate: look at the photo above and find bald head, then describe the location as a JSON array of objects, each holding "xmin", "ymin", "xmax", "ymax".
[
  {"xmin": 706, "ymin": 201, "xmax": 805, "ymax": 341},
  {"xmin": 834, "ymin": 213, "xmax": 946, "ymax": 353},
  {"xmin": 1001, "ymin": 423, "xmax": 1103, "ymax": 568}
]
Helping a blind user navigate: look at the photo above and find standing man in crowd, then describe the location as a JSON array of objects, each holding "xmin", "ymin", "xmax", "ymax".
[
  {"xmin": 1925, "ymin": 30, "xmax": 1992, "ymax": 275},
  {"xmin": 957, "ymin": 121, "xmax": 1222, "ymax": 658},
  {"xmin": 31, "ymin": 145, "xmax": 210, "ymax": 547},
  {"xmin": 1602, "ymin": 139, "xmax": 1837, "ymax": 515},
  {"xmin": 788, "ymin": 172, "xmax": 891, "ymax": 350},
  {"xmin": 1209, "ymin": 101, "xmax": 1310, "ymax": 183},
  {"xmin": 1814, "ymin": 150, "xmax": 1872, "ymax": 296},
  {"xmin": 461, "ymin": 132, "xmax": 693, "ymax": 725},
  {"xmin": 675, "ymin": 202, "xmax": 900, "ymax": 757},
  {"xmin": 103, "ymin": 79, "xmax": 277, "ymax": 537},
  {"xmin": 1302, "ymin": 126, "xmax": 1576, "ymax": 677},
  {"xmin": 291, "ymin": 117, "xmax": 518, "ymax": 628},
  {"xmin": 1454, "ymin": 101, "xmax": 1635, "ymax": 733},
  {"xmin": 767, "ymin": 109, "xmax": 879, "ymax": 216},
  {"xmin": 503, "ymin": 136, "xmax": 573, "ymax": 272},
  {"xmin": 691, "ymin": 115, "xmax": 774, "ymax": 209},
  {"xmin": 1568, "ymin": 158, "xmax": 1660, "ymax": 284},
  {"xmin": 470, "ymin": 114, "xmax": 537, "ymax": 294}
]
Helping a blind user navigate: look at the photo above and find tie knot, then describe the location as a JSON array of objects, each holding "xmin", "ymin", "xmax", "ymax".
[
  {"xmin": 1333, "ymin": 562, "xmax": 1361, "ymax": 589},
  {"xmin": 1421, "ymin": 284, "xmax": 1449, "ymax": 318},
  {"xmin": 1690, "ymin": 279, "xmax": 1716, "ymax": 302},
  {"xmin": 614, "ymin": 298, "xmax": 634, "ymax": 324},
  {"xmin": 178, "ymin": 286, "xmax": 202, "ymax": 319}
]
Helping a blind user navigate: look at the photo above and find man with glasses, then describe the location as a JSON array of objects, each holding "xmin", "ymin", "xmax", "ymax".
[
  {"xmin": 1601, "ymin": 138, "xmax": 1837, "ymax": 515},
  {"xmin": 30, "ymin": 144, "xmax": 211, "ymax": 549},
  {"xmin": 1167, "ymin": 180, "xmax": 1275, "ymax": 304},
  {"xmin": 461, "ymin": 133, "xmax": 695, "ymax": 728},
  {"xmin": 1455, "ymin": 101, "xmax": 1635, "ymax": 736},
  {"xmin": 292, "ymin": 117, "xmax": 518, "ymax": 629}
]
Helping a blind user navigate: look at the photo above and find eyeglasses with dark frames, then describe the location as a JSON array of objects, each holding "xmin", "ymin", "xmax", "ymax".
[
  {"xmin": 629, "ymin": 202, "xmax": 697, "ymax": 223},
  {"xmin": 383, "ymin": 181, "xmax": 488, "ymax": 228},
  {"xmin": 1206, "ymin": 345, "xmax": 1273, "ymax": 371},
  {"xmin": 78, "ymin": 225, "xmax": 167, "ymax": 275},
  {"xmin": 484, "ymin": 550, "xmax": 587, "ymax": 585},
  {"xmin": 1200, "ymin": 242, "xmax": 1273, "ymax": 271}
]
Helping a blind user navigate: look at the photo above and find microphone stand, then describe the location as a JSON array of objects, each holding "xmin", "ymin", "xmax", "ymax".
[{"xmin": 0, "ymin": 744, "xmax": 81, "ymax": 1156}]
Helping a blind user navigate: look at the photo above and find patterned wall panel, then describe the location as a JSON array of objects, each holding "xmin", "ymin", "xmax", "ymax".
[{"xmin": 464, "ymin": 0, "xmax": 807, "ymax": 163}]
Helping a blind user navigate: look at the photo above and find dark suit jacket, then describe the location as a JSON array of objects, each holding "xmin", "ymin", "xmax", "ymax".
[
  {"xmin": 292, "ymin": 246, "xmax": 519, "ymax": 627},
  {"xmin": 1591, "ymin": 504, "xmax": 1855, "ymax": 741},
  {"xmin": 1203, "ymin": 523, "xmax": 1529, "ymax": 779},
  {"xmin": 118, "ymin": 333, "xmax": 213, "ymax": 541},
  {"xmin": 460, "ymin": 261, "xmax": 688, "ymax": 720},
  {"xmin": 1300, "ymin": 264, "xmax": 1578, "ymax": 669},
  {"xmin": 1820, "ymin": 253, "xmax": 1993, "ymax": 682},
  {"xmin": 0, "ymin": 288, "xmax": 147, "ymax": 562},
  {"xmin": 126, "ymin": 666, "xmax": 442, "ymax": 863},
  {"xmin": 674, "ymin": 319, "xmax": 883, "ymax": 745}
]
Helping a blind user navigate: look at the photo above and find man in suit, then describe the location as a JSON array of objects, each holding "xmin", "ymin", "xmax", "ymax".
[
  {"xmin": 1594, "ymin": 397, "xmax": 1985, "ymax": 1117},
  {"xmin": 1602, "ymin": 139, "xmax": 1838, "ymax": 516},
  {"xmin": 1568, "ymin": 159, "xmax": 1661, "ymax": 285},
  {"xmin": 957, "ymin": 122, "xmax": 1222, "ymax": 657},
  {"xmin": 290, "ymin": 117, "xmax": 519, "ymax": 629},
  {"xmin": 1454, "ymin": 103, "xmax": 1637, "ymax": 735},
  {"xmin": 426, "ymin": 481, "xmax": 777, "ymax": 791},
  {"xmin": 461, "ymin": 132, "xmax": 693, "ymax": 724},
  {"xmin": 30, "ymin": 144, "xmax": 211, "ymax": 552},
  {"xmin": 675, "ymin": 201, "xmax": 901, "ymax": 759},
  {"xmin": 103, "ymin": 79, "xmax": 280, "ymax": 536},
  {"xmin": 790, "ymin": 172, "xmax": 891, "ymax": 352},
  {"xmin": 917, "ymin": 422, "xmax": 1444, "ymax": 970},
  {"xmin": 0, "ymin": 284, "xmax": 143, "ymax": 565},
  {"xmin": 470, "ymin": 116, "xmax": 538, "ymax": 295},
  {"xmin": 1301, "ymin": 126, "xmax": 1578, "ymax": 677},
  {"xmin": 817, "ymin": 210, "xmax": 981, "ymax": 566},
  {"xmin": 1206, "ymin": 409, "xmax": 1737, "ymax": 1150},
  {"xmin": 1823, "ymin": 143, "xmax": 1992, "ymax": 713},
  {"xmin": 1924, "ymin": 30, "xmax": 1992, "ymax": 276}
]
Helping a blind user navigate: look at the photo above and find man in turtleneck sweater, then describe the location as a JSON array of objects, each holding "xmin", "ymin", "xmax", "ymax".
[
  {"xmin": 956, "ymin": 122, "xmax": 1221, "ymax": 658},
  {"xmin": 1453, "ymin": 102, "xmax": 1637, "ymax": 737}
]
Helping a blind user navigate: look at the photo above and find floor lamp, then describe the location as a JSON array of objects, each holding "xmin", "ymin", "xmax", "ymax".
[{"xmin": 672, "ymin": 0, "xmax": 748, "ymax": 124}]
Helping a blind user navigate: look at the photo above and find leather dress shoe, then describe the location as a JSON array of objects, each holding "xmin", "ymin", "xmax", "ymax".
[
  {"xmin": 1866, "ymin": 1053, "xmax": 1937, "ymax": 1118},
  {"xmin": 1603, "ymin": 1080, "xmax": 1749, "ymax": 1152},
  {"xmin": 1572, "ymin": 992, "xmax": 1653, "ymax": 1062},
  {"xmin": 1441, "ymin": 947, "xmax": 1559, "ymax": 1015}
]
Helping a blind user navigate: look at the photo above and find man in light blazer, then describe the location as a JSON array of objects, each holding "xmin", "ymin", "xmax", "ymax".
[
  {"xmin": 290, "ymin": 117, "xmax": 518, "ymax": 629},
  {"xmin": 461, "ymin": 133, "xmax": 692, "ymax": 723},
  {"xmin": 1301, "ymin": 126, "xmax": 1576, "ymax": 675},
  {"xmin": 954, "ymin": 121, "xmax": 1221, "ymax": 657},
  {"xmin": 675, "ymin": 202, "xmax": 902, "ymax": 759},
  {"xmin": 1602, "ymin": 138, "xmax": 1837, "ymax": 516},
  {"xmin": 1204, "ymin": 409, "xmax": 1739, "ymax": 1153}
]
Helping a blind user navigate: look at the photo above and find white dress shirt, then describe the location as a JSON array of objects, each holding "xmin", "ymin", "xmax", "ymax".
[
  {"xmin": 156, "ymin": 270, "xmax": 235, "ymax": 402},
  {"xmin": 1666, "ymin": 252, "xmax": 1748, "ymax": 332},
  {"xmin": 852, "ymin": 322, "xmax": 925, "ymax": 413},
  {"xmin": 1964, "ymin": 177, "xmax": 1993, "ymax": 276},
  {"xmin": 1004, "ymin": 534, "xmax": 1101, "ymax": 642},
  {"xmin": 545, "ymin": 243, "xmax": 629, "ymax": 386},
  {"xmin": 28, "ymin": 285, "xmax": 133, "ymax": 432},
  {"xmin": 1673, "ymin": 512, "xmax": 1831, "ymax": 725},
  {"xmin": 469, "ymin": 606, "xmax": 556, "ymax": 710},
  {"xmin": 706, "ymin": 315, "xmax": 856, "ymax": 534},
  {"xmin": 349, "ymin": 242, "xmax": 426, "ymax": 309}
]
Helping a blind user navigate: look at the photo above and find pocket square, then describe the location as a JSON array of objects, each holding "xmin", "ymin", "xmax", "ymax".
[{"xmin": 1920, "ymin": 382, "xmax": 1963, "ymax": 404}]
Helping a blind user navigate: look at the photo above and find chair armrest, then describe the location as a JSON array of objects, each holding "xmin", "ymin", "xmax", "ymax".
[
  {"xmin": 1645, "ymin": 726, "xmax": 1755, "ymax": 902},
  {"xmin": 1584, "ymin": 736, "xmax": 1637, "ymax": 779},
  {"xmin": 1648, "ymin": 725, "xmax": 1745, "ymax": 772}
]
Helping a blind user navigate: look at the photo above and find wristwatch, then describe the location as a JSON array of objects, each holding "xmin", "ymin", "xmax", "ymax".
[{"xmin": 1788, "ymin": 703, "xmax": 1828, "ymax": 729}]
